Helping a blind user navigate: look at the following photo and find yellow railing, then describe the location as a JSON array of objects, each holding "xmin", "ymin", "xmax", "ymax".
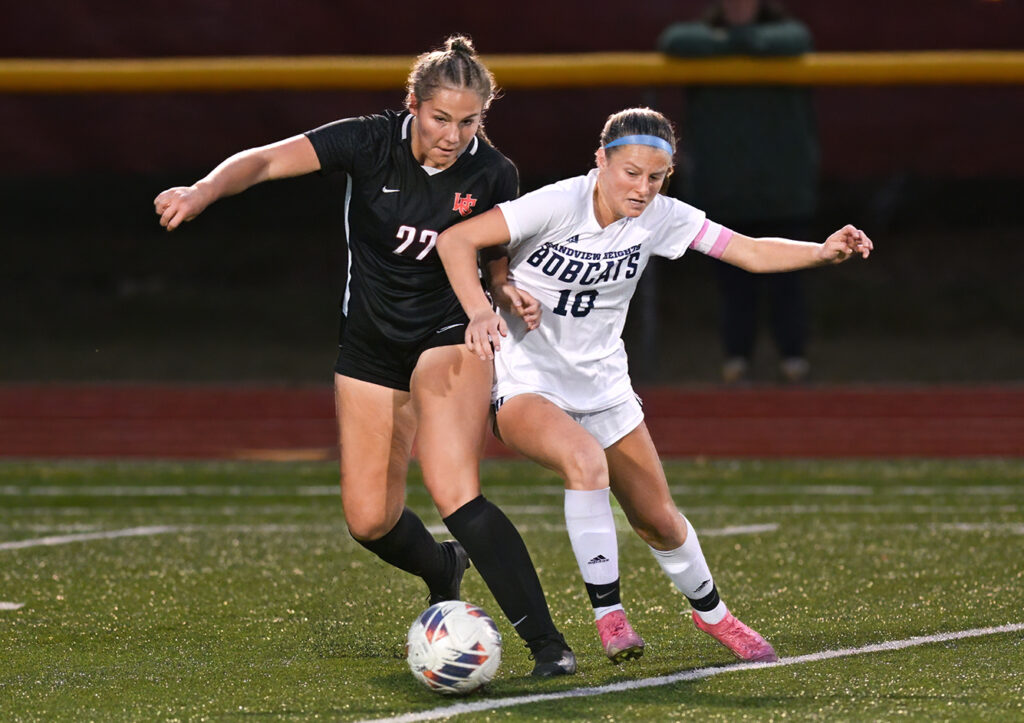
[{"xmin": 2, "ymin": 51, "xmax": 1023, "ymax": 92}]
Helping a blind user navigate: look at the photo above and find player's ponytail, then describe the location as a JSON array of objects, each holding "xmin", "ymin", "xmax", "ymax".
[
  {"xmin": 599, "ymin": 108, "xmax": 678, "ymax": 159},
  {"xmin": 406, "ymin": 34, "xmax": 498, "ymax": 112}
]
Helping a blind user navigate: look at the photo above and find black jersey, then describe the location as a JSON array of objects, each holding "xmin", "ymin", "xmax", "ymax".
[{"xmin": 305, "ymin": 110, "xmax": 519, "ymax": 346}]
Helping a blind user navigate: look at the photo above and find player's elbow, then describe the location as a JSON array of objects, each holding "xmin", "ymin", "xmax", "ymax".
[
  {"xmin": 434, "ymin": 228, "xmax": 456, "ymax": 257},
  {"xmin": 437, "ymin": 226, "xmax": 479, "ymax": 257}
]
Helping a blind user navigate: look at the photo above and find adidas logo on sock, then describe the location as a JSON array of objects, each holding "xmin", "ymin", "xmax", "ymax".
[{"xmin": 587, "ymin": 554, "xmax": 610, "ymax": 565}]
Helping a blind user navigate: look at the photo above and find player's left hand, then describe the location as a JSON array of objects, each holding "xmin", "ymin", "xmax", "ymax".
[
  {"xmin": 817, "ymin": 224, "xmax": 873, "ymax": 263},
  {"xmin": 489, "ymin": 282, "xmax": 542, "ymax": 331},
  {"xmin": 507, "ymin": 286, "xmax": 541, "ymax": 331},
  {"xmin": 465, "ymin": 309, "xmax": 507, "ymax": 361}
]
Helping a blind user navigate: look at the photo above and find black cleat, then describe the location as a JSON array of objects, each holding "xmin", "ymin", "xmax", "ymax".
[
  {"xmin": 427, "ymin": 540, "xmax": 471, "ymax": 605},
  {"xmin": 527, "ymin": 632, "xmax": 578, "ymax": 677}
]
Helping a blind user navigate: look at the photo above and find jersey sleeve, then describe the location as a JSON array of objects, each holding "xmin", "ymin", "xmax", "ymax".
[
  {"xmin": 651, "ymin": 196, "xmax": 733, "ymax": 260},
  {"xmin": 304, "ymin": 115, "xmax": 387, "ymax": 177},
  {"xmin": 493, "ymin": 157, "xmax": 520, "ymax": 205},
  {"xmin": 497, "ymin": 182, "xmax": 574, "ymax": 249}
]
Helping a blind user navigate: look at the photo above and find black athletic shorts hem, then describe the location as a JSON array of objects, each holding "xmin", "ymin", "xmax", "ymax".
[{"xmin": 334, "ymin": 321, "xmax": 468, "ymax": 392}]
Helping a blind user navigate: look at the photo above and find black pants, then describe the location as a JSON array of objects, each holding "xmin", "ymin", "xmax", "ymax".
[{"xmin": 716, "ymin": 218, "xmax": 810, "ymax": 360}]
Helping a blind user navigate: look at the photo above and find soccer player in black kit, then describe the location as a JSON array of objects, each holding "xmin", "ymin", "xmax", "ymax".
[{"xmin": 154, "ymin": 36, "xmax": 575, "ymax": 678}]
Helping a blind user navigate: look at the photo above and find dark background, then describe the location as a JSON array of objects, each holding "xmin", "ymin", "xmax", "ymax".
[{"xmin": 3, "ymin": 0, "xmax": 1022, "ymax": 384}]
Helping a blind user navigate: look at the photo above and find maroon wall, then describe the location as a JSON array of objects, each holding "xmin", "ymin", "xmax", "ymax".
[
  {"xmin": 6, "ymin": 1, "xmax": 1023, "ymax": 56},
  {"xmin": 2, "ymin": 0, "xmax": 1023, "ymax": 182}
]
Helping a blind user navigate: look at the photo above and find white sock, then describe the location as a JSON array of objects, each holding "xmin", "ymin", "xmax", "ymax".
[
  {"xmin": 649, "ymin": 515, "xmax": 728, "ymax": 624},
  {"xmin": 564, "ymin": 487, "xmax": 622, "ymax": 619},
  {"xmin": 593, "ymin": 605, "xmax": 622, "ymax": 621}
]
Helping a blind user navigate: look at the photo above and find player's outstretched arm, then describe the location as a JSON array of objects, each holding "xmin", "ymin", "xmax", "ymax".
[
  {"xmin": 720, "ymin": 224, "xmax": 873, "ymax": 273},
  {"xmin": 154, "ymin": 135, "xmax": 320, "ymax": 231},
  {"xmin": 436, "ymin": 207, "xmax": 514, "ymax": 360}
]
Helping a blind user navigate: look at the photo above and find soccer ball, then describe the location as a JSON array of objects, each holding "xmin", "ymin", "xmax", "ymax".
[{"xmin": 406, "ymin": 600, "xmax": 502, "ymax": 695}]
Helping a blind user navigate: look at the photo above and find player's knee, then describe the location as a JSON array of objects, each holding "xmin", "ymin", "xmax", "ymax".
[
  {"xmin": 425, "ymin": 478, "xmax": 481, "ymax": 518},
  {"xmin": 562, "ymin": 444, "xmax": 608, "ymax": 491},
  {"xmin": 345, "ymin": 511, "xmax": 396, "ymax": 542}
]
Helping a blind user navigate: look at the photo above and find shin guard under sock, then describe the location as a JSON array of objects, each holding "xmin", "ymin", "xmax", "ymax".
[
  {"xmin": 649, "ymin": 515, "xmax": 728, "ymax": 624},
  {"xmin": 444, "ymin": 495, "xmax": 556, "ymax": 644},
  {"xmin": 564, "ymin": 487, "xmax": 623, "ymax": 617}
]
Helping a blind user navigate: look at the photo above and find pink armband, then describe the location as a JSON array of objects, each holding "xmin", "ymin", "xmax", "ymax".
[{"xmin": 689, "ymin": 220, "xmax": 734, "ymax": 259}]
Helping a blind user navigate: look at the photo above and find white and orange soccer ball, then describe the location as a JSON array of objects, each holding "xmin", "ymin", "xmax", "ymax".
[{"xmin": 406, "ymin": 600, "xmax": 502, "ymax": 695}]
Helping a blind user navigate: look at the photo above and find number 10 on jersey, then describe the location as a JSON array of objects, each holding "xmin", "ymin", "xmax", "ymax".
[{"xmin": 552, "ymin": 289, "xmax": 598, "ymax": 317}]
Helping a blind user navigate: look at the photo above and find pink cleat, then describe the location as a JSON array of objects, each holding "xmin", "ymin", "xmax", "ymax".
[
  {"xmin": 596, "ymin": 610, "xmax": 645, "ymax": 664},
  {"xmin": 692, "ymin": 611, "xmax": 778, "ymax": 663}
]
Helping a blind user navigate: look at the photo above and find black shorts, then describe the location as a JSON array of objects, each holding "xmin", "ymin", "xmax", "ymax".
[{"xmin": 334, "ymin": 314, "xmax": 468, "ymax": 392}]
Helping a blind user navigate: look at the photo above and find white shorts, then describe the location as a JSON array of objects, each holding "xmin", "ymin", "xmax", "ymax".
[{"xmin": 496, "ymin": 393, "xmax": 645, "ymax": 450}]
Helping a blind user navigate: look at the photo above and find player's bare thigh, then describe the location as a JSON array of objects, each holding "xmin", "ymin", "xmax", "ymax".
[
  {"xmin": 410, "ymin": 343, "xmax": 492, "ymax": 516},
  {"xmin": 604, "ymin": 422, "xmax": 688, "ymax": 550},
  {"xmin": 334, "ymin": 372, "xmax": 416, "ymax": 540},
  {"xmin": 495, "ymin": 393, "xmax": 609, "ymax": 491}
]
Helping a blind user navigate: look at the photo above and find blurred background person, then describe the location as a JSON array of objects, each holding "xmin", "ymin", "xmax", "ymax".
[{"xmin": 658, "ymin": 0, "xmax": 819, "ymax": 383}]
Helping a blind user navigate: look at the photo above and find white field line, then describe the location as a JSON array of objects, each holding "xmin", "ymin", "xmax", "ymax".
[
  {"xmin": 0, "ymin": 525, "xmax": 179, "ymax": 550},
  {"xmin": 933, "ymin": 522, "xmax": 1024, "ymax": 534},
  {"xmin": 700, "ymin": 523, "xmax": 779, "ymax": 536},
  {"xmin": 0, "ymin": 485, "xmax": 342, "ymax": 497},
  {"xmin": 425, "ymin": 523, "xmax": 779, "ymax": 537},
  {"xmin": 362, "ymin": 622, "xmax": 1024, "ymax": 723},
  {"xmin": 1, "ymin": 484, "xmax": 1021, "ymax": 498},
  {"xmin": 0, "ymin": 523, "xmax": 368, "ymax": 551},
  {"xmin": 5, "ymin": 504, "xmax": 1020, "ymax": 522},
  {"xmin": 8, "ymin": 520, "xmax": 1019, "ymax": 541}
]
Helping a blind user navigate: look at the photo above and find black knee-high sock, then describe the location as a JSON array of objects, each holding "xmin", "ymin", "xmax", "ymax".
[
  {"xmin": 354, "ymin": 507, "xmax": 448, "ymax": 594},
  {"xmin": 444, "ymin": 495, "xmax": 557, "ymax": 645}
]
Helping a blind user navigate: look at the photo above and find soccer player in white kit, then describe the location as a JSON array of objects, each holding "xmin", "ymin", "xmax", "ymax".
[{"xmin": 437, "ymin": 107, "xmax": 872, "ymax": 665}]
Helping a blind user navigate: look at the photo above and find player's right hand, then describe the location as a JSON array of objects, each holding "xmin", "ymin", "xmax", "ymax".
[
  {"xmin": 465, "ymin": 309, "xmax": 507, "ymax": 361},
  {"xmin": 154, "ymin": 185, "xmax": 210, "ymax": 231}
]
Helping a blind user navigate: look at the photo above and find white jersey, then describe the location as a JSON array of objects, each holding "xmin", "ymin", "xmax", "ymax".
[{"xmin": 494, "ymin": 169, "xmax": 731, "ymax": 413}]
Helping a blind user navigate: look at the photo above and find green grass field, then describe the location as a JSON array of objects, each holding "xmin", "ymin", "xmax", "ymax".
[{"xmin": 2, "ymin": 459, "xmax": 1022, "ymax": 721}]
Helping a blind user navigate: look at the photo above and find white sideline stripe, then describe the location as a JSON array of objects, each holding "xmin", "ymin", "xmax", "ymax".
[
  {"xmin": 0, "ymin": 602, "xmax": 25, "ymax": 610},
  {"xmin": 937, "ymin": 522, "xmax": 1024, "ymax": 534},
  {"xmin": 425, "ymin": 523, "xmax": 778, "ymax": 537},
  {"xmin": 2, "ymin": 484, "xmax": 1021, "ymax": 498},
  {"xmin": 0, "ymin": 485, "xmax": 343, "ymax": 497},
  {"xmin": 700, "ymin": 523, "xmax": 778, "ymax": 536},
  {"xmin": 0, "ymin": 524, "xmax": 359, "ymax": 550},
  {"xmin": 0, "ymin": 525, "xmax": 179, "ymax": 550},
  {"xmin": 362, "ymin": 622, "xmax": 1024, "ymax": 723}
]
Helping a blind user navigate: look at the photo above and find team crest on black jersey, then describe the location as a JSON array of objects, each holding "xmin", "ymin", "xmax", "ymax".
[{"xmin": 453, "ymin": 193, "xmax": 477, "ymax": 216}]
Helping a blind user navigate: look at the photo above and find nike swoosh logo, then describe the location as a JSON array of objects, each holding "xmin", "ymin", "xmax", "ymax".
[
  {"xmin": 436, "ymin": 323, "xmax": 465, "ymax": 334},
  {"xmin": 382, "ymin": 186, "xmax": 400, "ymax": 193},
  {"xmin": 511, "ymin": 615, "xmax": 528, "ymax": 627},
  {"xmin": 595, "ymin": 590, "xmax": 616, "ymax": 599}
]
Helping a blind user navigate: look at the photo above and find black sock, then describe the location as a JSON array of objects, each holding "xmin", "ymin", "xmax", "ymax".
[
  {"xmin": 353, "ymin": 507, "xmax": 448, "ymax": 595},
  {"xmin": 688, "ymin": 583, "xmax": 722, "ymax": 613},
  {"xmin": 444, "ymin": 495, "xmax": 557, "ymax": 645},
  {"xmin": 585, "ymin": 580, "xmax": 621, "ymax": 609}
]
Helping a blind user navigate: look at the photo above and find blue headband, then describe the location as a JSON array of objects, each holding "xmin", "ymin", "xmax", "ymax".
[{"xmin": 604, "ymin": 134, "xmax": 673, "ymax": 154}]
